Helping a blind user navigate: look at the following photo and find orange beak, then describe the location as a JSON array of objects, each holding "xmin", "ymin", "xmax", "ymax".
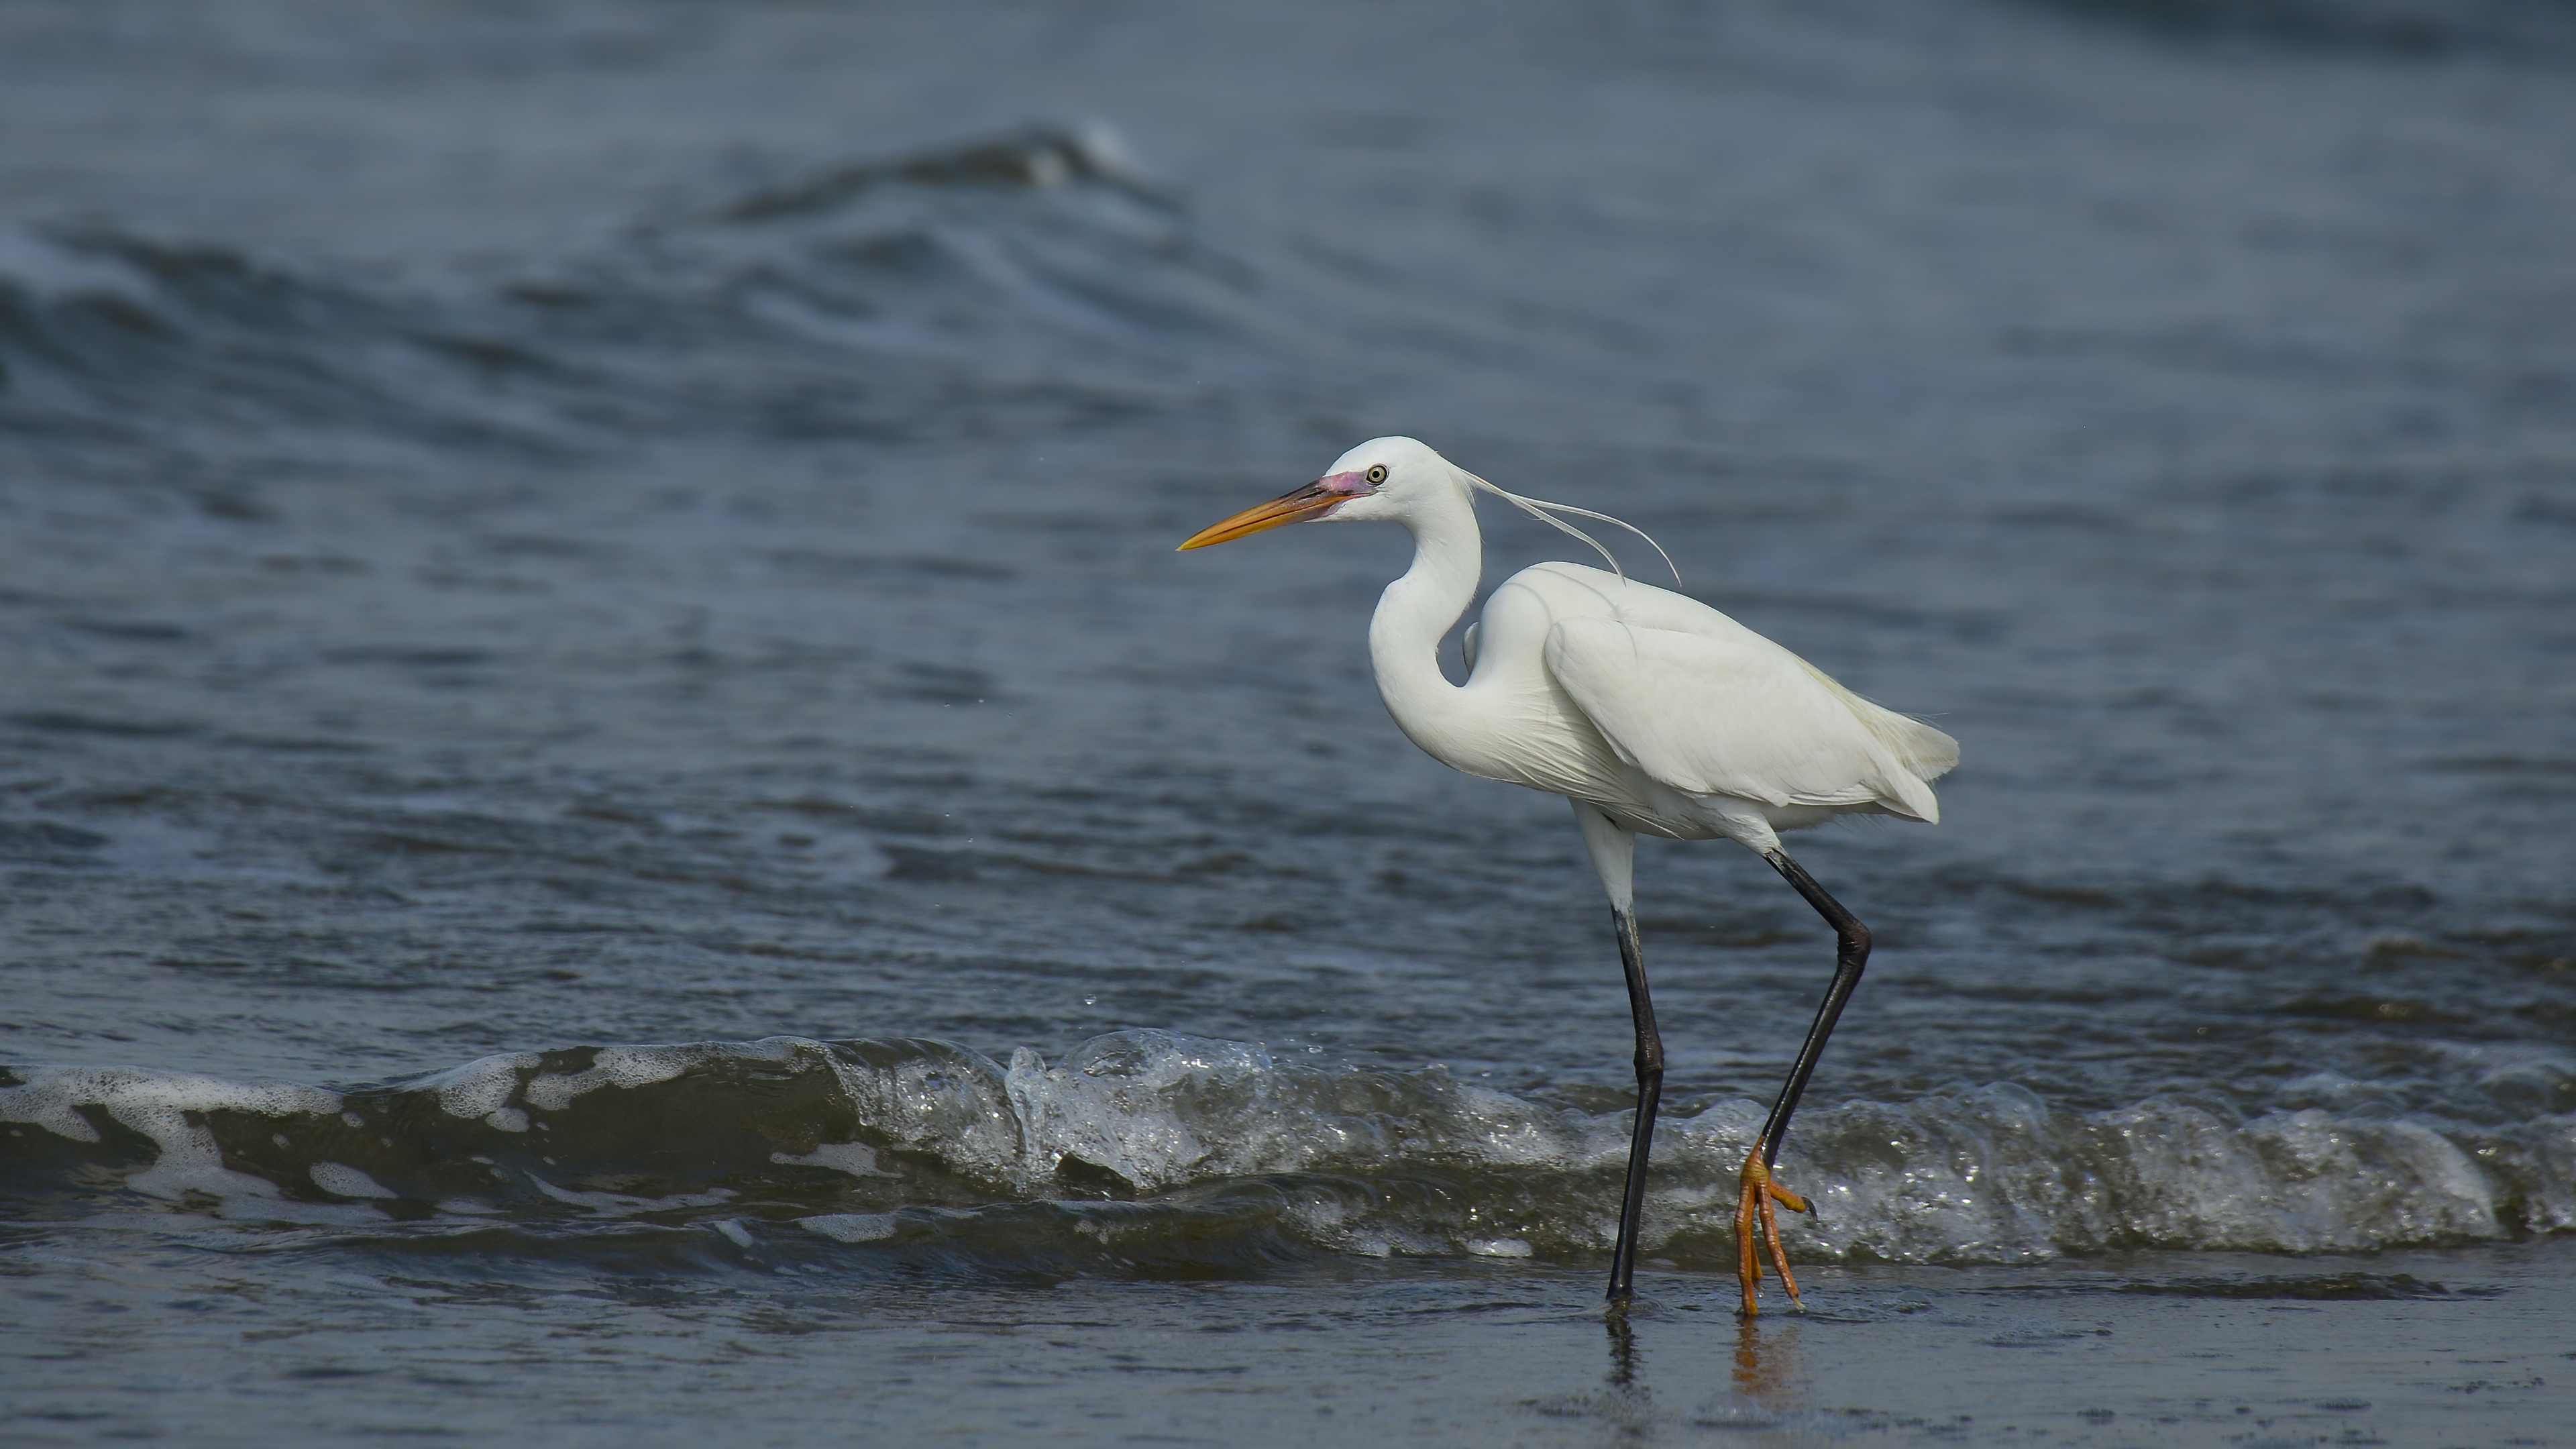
[{"xmin": 1177, "ymin": 475, "xmax": 1362, "ymax": 550}]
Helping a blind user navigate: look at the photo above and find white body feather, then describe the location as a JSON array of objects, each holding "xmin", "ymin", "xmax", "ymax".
[{"xmin": 1338, "ymin": 441, "xmax": 1956, "ymax": 857}]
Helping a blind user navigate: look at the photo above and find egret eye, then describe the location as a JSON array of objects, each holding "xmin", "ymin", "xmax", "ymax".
[{"xmin": 1365, "ymin": 464, "xmax": 1388, "ymax": 486}]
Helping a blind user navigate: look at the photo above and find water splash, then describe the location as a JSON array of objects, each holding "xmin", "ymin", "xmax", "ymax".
[{"xmin": 5, "ymin": 1030, "xmax": 2567, "ymax": 1271}]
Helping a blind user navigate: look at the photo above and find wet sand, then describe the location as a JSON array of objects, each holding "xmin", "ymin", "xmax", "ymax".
[
  {"xmin": 728, "ymin": 1245, "xmax": 2576, "ymax": 1446},
  {"xmin": 9, "ymin": 1231, "xmax": 2569, "ymax": 1446}
]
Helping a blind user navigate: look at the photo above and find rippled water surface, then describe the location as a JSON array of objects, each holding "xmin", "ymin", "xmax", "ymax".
[{"xmin": 5, "ymin": 1, "xmax": 2575, "ymax": 1442}]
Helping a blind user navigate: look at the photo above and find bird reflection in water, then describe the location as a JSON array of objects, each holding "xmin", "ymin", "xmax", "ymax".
[
  {"xmin": 1598, "ymin": 1307, "xmax": 1803, "ymax": 1421},
  {"xmin": 1730, "ymin": 1315, "xmax": 1801, "ymax": 1407},
  {"xmin": 1604, "ymin": 1311, "xmax": 1644, "ymax": 1389},
  {"xmin": 1591, "ymin": 1311, "xmax": 1657, "ymax": 1433}
]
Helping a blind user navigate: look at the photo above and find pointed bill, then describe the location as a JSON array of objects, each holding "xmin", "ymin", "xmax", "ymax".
[{"xmin": 1177, "ymin": 474, "xmax": 1366, "ymax": 549}]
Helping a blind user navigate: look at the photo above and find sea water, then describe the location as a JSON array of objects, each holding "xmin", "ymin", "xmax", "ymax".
[{"xmin": 4, "ymin": 1, "xmax": 2573, "ymax": 1442}]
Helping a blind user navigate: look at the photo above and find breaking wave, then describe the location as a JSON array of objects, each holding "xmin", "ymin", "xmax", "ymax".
[
  {"xmin": 0, "ymin": 123, "xmax": 1278, "ymax": 459},
  {"xmin": 5, "ymin": 1030, "xmax": 2569, "ymax": 1275}
]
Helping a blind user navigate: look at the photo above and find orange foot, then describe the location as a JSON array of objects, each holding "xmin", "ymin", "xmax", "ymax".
[{"xmin": 1735, "ymin": 1140, "xmax": 1811, "ymax": 1317}]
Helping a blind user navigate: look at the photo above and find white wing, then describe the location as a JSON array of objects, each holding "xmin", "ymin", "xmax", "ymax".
[{"xmin": 1542, "ymin": 615, "xmax": 1951, "ymax": 822}]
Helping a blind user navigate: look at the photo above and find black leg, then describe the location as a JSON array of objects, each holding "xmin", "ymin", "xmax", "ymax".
[
  {"xmin": 1750, "ymin": 849, "xmax": 1871, "ymax": 1168},
  {"xmin": 1607, "ymin": 904, "xmax": 1663, "ymax": 1305}
]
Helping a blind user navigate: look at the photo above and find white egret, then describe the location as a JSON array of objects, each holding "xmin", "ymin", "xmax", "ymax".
[{"xmin": 1179, "ymin": 437, "xmax": 1957, "ymax": 1316}]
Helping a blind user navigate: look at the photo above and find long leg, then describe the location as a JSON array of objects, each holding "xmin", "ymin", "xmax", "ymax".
[
  {"xmin": 1566, "ymin": 802, "xmax": 1660, "ymax": 1309},
  {"xmin": 1606, "ymin": 903, "xmax": 1662, "ymax": 1306},
  {"xmin": 1753, "ymin": 849, "xmax": 1870, "ymax": 1162},
  {"xmin": 1735, "ymin": 847, "xmax": 1871, "ymax": 1315}
]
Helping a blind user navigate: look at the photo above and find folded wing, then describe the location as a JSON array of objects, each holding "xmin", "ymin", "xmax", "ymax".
[{"xmin": 1543, "ymin": 616, "xmax": 1955, "ymax": 822}]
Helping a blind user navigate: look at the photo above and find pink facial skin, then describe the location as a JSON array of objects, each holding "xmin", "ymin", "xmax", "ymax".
[{"xmin": 1298, "ymin": 469, "xmax": 1377, "ymax": 520}]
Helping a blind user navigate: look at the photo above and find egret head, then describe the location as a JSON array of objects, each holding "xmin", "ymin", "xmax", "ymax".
[
  {"xmin": 1177, "ymin": 437, "xmax": 1679, "ymax": 583},
  {"xmin": 1176, "ymin": 437, "xmax": 1460, "ymax": 549}
]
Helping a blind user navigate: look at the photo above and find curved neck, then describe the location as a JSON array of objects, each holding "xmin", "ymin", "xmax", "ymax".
[{"xmin": 1368, "ymin": 484, "xmax": 1483, "ymax": 749}]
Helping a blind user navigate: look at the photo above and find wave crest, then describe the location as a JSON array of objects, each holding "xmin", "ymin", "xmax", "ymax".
[
  {"xmin": 0, "ymin": 122, "xmax": 1267, "ymax": 460},
  {"xmin": 4, "ymin": 1030, "xmax": 2569, "ymax": 1270}
]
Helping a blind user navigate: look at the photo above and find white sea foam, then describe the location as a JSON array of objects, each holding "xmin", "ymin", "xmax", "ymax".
[
  {"xmin": 525, "ymin": 1175, "xmax": 734, "ymax": 1215},
  {"xmin": 417, "ymin": 1053, "xmax": 538, "ymax": 1120},
  {"xmin": 1657, "ymin": 1085, "xmax": 2527, "ymax": 1263},
  {"xmin": 978, "ymin": 1030, "xmax": 1610, "ymax": 1193},
  {"xmin": 801, "ymin": 1212, "xmax": 900, "ymax": 1242},
  {"xmin": 0, "ymin": 1066, "xmax": 341, "ymax": 1202},
  {"xmin": 308, "ymin": 1162, "xmax": 398, "ymax": 1199},
  {"xmin": 6, "ymin": 1033, "xmax": 2567, "ymax": 1263},
  {"xmin": 769, "ymin": 1141, "xmax": 890, "ymax": 1177},
  {"xmin": 850, "ymin": 1032, "xmax": 2561, "ymax": 1261},
  {"xmin": 524, "ymin": 1043, "xmax": 714, "ymax": 1111}
]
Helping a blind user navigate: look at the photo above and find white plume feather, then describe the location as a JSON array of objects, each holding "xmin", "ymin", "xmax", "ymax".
[{"xmin": 1454, "ymin": 469, "xmax": 1682, "ymax": 586}]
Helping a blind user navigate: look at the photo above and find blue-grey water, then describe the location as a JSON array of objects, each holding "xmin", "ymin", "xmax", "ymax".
[{"xmin": 4, "ymin": 1, "xmax": 2574, "ymax": 1443}]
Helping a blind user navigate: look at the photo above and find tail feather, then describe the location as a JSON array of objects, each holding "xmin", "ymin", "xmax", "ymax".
[
  {"xmin": 1873, "ymin": 709, "xmax": 1960, "ymax": 783},
  {"xmin": 1864, "ymin": 710, "xmax": 1956, "ymax": 823},
  {"xmin": 1787, "ymin": 659, "xmax": 1957, "ymax": 821}
]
